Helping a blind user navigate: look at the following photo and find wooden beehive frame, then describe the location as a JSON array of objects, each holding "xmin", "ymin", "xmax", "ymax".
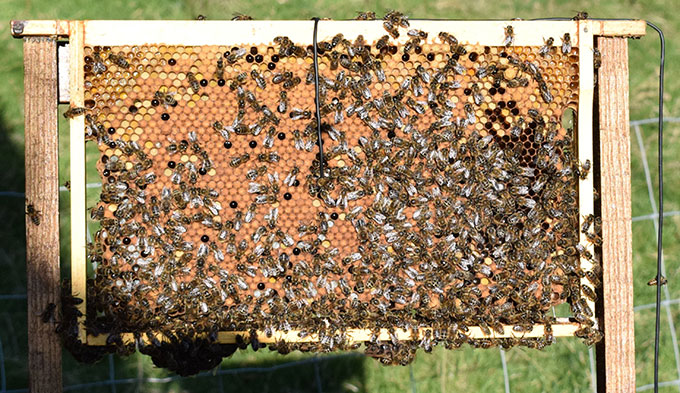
[{"xmin": 13, "ymin": 18, "xmax": 644, "ymax": 392}]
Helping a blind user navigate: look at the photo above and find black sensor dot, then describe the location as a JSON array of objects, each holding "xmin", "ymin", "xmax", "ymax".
[
  {"xmin": 217, "ymin": 79, "xmax": 226, "ymax": 86},
  {"xmin": 224, "ymin": 141, "xmax": 232, "ymax": 149},
  {"xmin": 246, "ymin": 54, "xmax": 254, "ymax": 63},
  {"xmin": 201, "ymin": 235, "xmax": 209, "ymax": 242},
  {"xmin": 168, "ymin": 58, "xmax": 176, "ymax": 66},
  {"xmin": 200, "ymin": 79, "xmax": 208, "ymax": 87},
  {"xmin": 293, "ymin": 248, "xmax": 301, "ymax": 255},
  {"xmin": 257, "ymin": 282, "xmax": 265, "ymax": 290},
  {"xmin": 255, "ymin": 54, "xmax": 263, "ymax": 63},
  {"xmin": 229, "ymin": 201, "xmax": 238, "ymax": 208},
  {"xmin": 330, "ymin": 212, "xmax": 339, "ymax": 220},
  {"xmin": 161, "ymin": 113, "xmax": 170, "ymax": 121},
  {"xmin": 249, "ymin": 140, "xmax": 257, "ymax": 148},
  {"xmin": 284, "ymin": 193, "xmax": 292, "ymax": 200},
  {"xmin": 277, "ymin": 132, "xmax": 286, "ymax": 140},
  {"xmin": 167, "ymin": 161, "xmax": 176, "ymax": 168}
]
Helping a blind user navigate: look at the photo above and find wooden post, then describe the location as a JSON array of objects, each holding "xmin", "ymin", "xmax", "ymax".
[
  {"xmin": 596, "ymin": 37, "xmax": 635, "ymax": 392},
  {"xmin": 24, "ymin": 36, "xmax": 62, "ymax": 392}
]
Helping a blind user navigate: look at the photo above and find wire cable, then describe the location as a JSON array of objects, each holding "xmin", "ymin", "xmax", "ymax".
[
  {"xmin": 311, "ymin": 17, "xmax": 325, "ymax": 179},
  {"xmin": 646, "ymin": 20, "xmax": 665, "ymax": 393}
]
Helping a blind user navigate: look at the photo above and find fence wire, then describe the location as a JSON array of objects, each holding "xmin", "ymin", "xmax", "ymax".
[{"xmin": 0, "ymin": 117, "xmax": 677, "ymax": 393}]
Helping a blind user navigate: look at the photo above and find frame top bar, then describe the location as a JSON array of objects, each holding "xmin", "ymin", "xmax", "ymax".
[{"xmin": 10, "ymin": 19, "xmax": 646, "ymax": 39}]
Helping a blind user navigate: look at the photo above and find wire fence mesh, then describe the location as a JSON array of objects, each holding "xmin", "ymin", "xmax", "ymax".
[{"xmin": 0, "ymin": 117, "xmax": 676, "ymax": 393}]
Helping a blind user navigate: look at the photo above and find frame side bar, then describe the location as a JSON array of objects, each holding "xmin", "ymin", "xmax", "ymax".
[
  {"xmin": 595, "ymin": 36, "xmax": 635, "ymax": 393},
  {"xmin": 24, "ymin": 36, "xmax": 62, "ymax": 393},
  {"xmin": 68, "ymin": 21, "xmax": 88, "ymax": 344},
  {"xmin": 577, "ymin": 21, "xmax": 597, "ymax": 327}
]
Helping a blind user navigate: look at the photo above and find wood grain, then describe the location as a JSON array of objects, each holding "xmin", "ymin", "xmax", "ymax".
[
  {"xmin": 596, "ymin": 36, "xmax": 635, "ymax": 393},
  {"xmin": 24, "ymin": 36, "xmax": 62, "ymax": 393}
]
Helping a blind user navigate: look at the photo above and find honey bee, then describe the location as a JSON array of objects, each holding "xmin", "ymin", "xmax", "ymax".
[
  {"xmin": 578, "ymin": 159, "xmax": 591, "ymax": 180},
  {"xmin": 251, "ymin": 70, "xmax": 266, "ymax": 89},
  {"xmin": 289, "ymin": 109, "xmax": 311, "ymax": 120},
  {"xmin": 154, "ymin": 87, "xmax": 177, "ymax": 108},
  {"xmin": 539, "ymin": 37, "xmax": 554, "ymax": 57},
  {"xmin": 647, "ymin": 275, "xmax": 668, "ymax": 286},
  {"xmin": 214, "ymin": 58, "xmax": 224, "ymax": 80},
  {"xmin": 277, "ymin": 91, "xmax": 288, "ymax": 114},
  {"xmin": 41, "ymin": 302, "xmax": 57, "ymax": 323},
  {"xmin": 186, "ymin": 72, "xmax": 200, "ymax": 93},
  {"xmin": 227, "ymin": 47, "xmax": 247, "ymax": 63},
  {"xmin": 561, "ymin": 33, "xmax": 572, "ymax": 54},
  {"xmin": 573, "ymin": 11, "xmax": 589, "ymax": 20},
  {"xmin": 593, "ymin": 48, "xmax": 602, "ymax": 69},
  {"xmin": 91, "ymin": 51, "xmax": 107, "ymax": 74},
  {"xmin": 375, "ymin": 35, "xmax": 390, "ymax": 51},
  {"xmin": 108, "ymin": 53, "xmax": 129, "ymax": 69},
  {"xmin": 63, "ymin": 106, "xmax": 87, "ymax": 119},
  {"xmin": 229, "ymin": 153, "xmax": 250, "ymax": 168},
  {"xmin": 503, "ymin": 25, "xmax": 514, "ymax": 47},
  {"xmin": 355, "ymin": 11, "xmax": 376, "ymax": 20},
  {"xmin": 26, "ymin": 202, "xmax": 41, "ymax": 226},
  {"xmin": 232, "ymin": 13, "xmax": 253, "ymax": 20}
]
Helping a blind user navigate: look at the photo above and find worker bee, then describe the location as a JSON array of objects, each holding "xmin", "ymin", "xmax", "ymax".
[
  {"xmin": 186, "ymin": 72, "xmax": 200, "ymax": 93},
  {"xmin": 232, "ymin": 13, "xmax": 253, "ymax": 20},
  {"xmin": 290, "ymin": 109, "xmax": 311, "ymax": 120},
  {"xmin": 593, "ymin": 48, "xmax": 602, "ymax": 69},
  {"xmin": 578, "ymin": 159, "xmax": 591, "ymax": 179},
  {"xmin": 648, "ymin": 275, "xmax": 668, "ymax": 286},
  {"xmin": 503, "ymin": 25, "xmax": 514, "ymax": 47},
  {"xmin": 539, "ymin": 37, "xmax": 554, "ymax": 57},
  {"xmin": 91, "ymin": 51, "xmax": 107, "ymax": 75},
  {"xmin": 573, "ymin": 11, "xmax": 589, "ymax": 20},
  {"xmin": 375, "ymin": 35, "xmax": 390, "ymax": 51},
  {"xmin": 41, "ymin": 302, "xmax": 57, "ymax": 323},
  {"xmin": 355, "ymin": 11, "xmax": 376, "ymax": 20},
  {"xmin": 154, "ymin": 87, "xmax": 177, "ymax": 108},
  {"xmin": 538, "ymin": 80, "xmax": 553, "ymax": 103},
  {"xmin": 107, "ymin": 53, "xmax": 129, "ymax": 69},
  {"xmin": 214, "ymin": 58, "xmax": 224, "ymax": 80},
  {"xmin": 277, "ymin": 91, "xmax": 288, "ymax": 114},
  {"xmin": 251, "ymin": 70, "xmax": 266, "ymax": 89},
  {"xmin": 26, "ymin": 202, "xmax": 41, "ymax": 226},
  {"xmin": 227, "ymin": 47, "xmax": 247, "ymax": 63},
  {"xmin": 229, "ymin": 153, "xmax": 250, "ymax": 168},
  {"xmin": 63, "ymin": 106, "xmax": 87, "ymax": 119},
  {"xmin": 561, "ymin": 33, "xmax": 572, "ymax": 54}
]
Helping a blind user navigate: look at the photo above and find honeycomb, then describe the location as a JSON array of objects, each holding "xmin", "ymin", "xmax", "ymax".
[{"xmin": 71, "ymin": 19, "xmax": 597, "ymax": 372}]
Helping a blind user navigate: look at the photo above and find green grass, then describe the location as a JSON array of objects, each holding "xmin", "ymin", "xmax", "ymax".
[{"xmin": 1, "ymin": 0, "xmax": 679, "ymax": 392}]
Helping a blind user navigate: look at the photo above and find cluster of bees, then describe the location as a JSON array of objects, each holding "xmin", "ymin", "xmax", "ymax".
[{"xmin": 58, "ymin": 11, "xmax": 603, "ymax": 374}]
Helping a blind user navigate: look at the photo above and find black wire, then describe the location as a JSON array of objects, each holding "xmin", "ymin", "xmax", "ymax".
[
  {"xmin": 311, "ymin": 17, "xmax": 324, "ymax": 179},
  {"xmin": 646, "ymin": 20, "xmax": 665, "ymax": 393}
]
